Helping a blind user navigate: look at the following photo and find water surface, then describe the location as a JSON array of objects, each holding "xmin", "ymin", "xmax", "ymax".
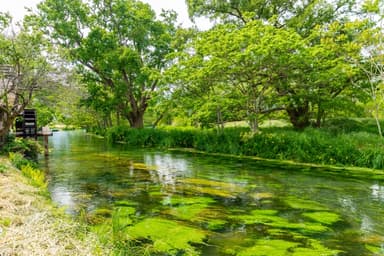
[{"xmin": 39, "ymin": 130, "xmax": 384, "ymax": 255}]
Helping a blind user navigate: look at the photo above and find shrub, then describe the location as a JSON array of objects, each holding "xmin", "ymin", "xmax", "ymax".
[
  {"xmin": 20, "ymin": 164, "xmax": 47, "ymax": 190},
  {"xmin": 9, "ymin": 152, "xmax": 32, "ymax": 169},
  {"xmin": 105, "ymin": 124, "xmax": 384, "ymax": 170},
  {"xmin": 2, "ymin": 137, "xmax": 42, "ymax": 160}
]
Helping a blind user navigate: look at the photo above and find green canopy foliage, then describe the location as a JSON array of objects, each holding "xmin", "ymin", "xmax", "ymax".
[
  {"xmin": 34, "ymin": 0, "xmax": 178, "ymax": 128},
  {"xmin": 173, "ymin": 0, "xmax": 374, "ymax": 129}
]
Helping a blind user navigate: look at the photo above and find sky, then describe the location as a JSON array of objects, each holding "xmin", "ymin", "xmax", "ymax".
[{"xmin": 0, "ymin": 0, "xmax": 210, "ymax": 29}]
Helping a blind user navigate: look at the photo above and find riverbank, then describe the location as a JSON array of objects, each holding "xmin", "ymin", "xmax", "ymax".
[
  {"xmin": 106, "ymin": 122, "xmax": 384, "ymax": 170},
  {"xmin": 0, "ymin": 157, "xmax": 107, "ymax": 256}
]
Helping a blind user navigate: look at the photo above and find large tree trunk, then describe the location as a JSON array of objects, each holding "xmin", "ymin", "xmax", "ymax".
[
  {"xmin": 286, "ymin": 102, "xmax": 310, "ymax": 129},
  {"xmin": 315, "ymin": 103, "xmax": 325, "ymax": 128},
  {"xmin": 0, "ymin": 111, "xmax": 17, "ymax": 146},
  {"xmin": 127, "ymin": 110, "xmax": 145, "ymax": 128}
]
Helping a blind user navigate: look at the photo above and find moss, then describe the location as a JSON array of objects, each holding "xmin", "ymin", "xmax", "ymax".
[
  {"xmin": 302, "ymin": 212, "xmax": 341, "ymax": 225},
  {"xmin": 126, "ymin": 218, "xmax": 206, "ymax": 255},
  {"xmin": 237, "ymin": 239, "xmax": 299, "ymax": 256},
  {"xmin": 285, "ymin": 197, "xmax": 328, "ymax": 211}
]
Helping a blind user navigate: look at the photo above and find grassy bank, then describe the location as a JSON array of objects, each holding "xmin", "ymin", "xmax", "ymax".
[
  {"xmin": 0, "ymin": 156, "xmax": 108, "ymax": 255},
  {"xmin": 106, "ymin": 119, "xmax": 384, "ymax": 170}
]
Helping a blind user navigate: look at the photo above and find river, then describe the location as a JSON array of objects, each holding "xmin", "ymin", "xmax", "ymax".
[{"xmin": 39, "ymin": 130, "xmax": 384, "ymax": 255}]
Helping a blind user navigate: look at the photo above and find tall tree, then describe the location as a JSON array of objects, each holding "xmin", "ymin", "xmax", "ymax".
[
  {"xmin": 0, "ymin": 13, "xmax": 50, "ymax": 144},
  {"xmin": 170, "ymin": 22, "xmax": 295, "ymax": 132},
  {"xmin": 34, "ymin": 0, "xmax": 177, "ymax": 128},
  {"xmin": 184, "ymin": 0, "xmax": 371, "ymax": 129},
  {"xmin": 359, "ymin": 0, "xmax": 384, "ymax": 136}
]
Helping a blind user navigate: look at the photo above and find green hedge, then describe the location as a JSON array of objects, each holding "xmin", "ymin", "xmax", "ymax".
[{"xmin": 105, "ymin": 125, "xmax": 384, "ymax": 169}]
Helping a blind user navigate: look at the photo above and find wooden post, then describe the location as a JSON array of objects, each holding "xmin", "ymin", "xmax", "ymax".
[
  {"xmin": 41, "ymin": 126, "xmax": 52, "ymax": 156},
  {"xmin": 43, "ymin": 135, "xmax": 48, "ymax": 156}
]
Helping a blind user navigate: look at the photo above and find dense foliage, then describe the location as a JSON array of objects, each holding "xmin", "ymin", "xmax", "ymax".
[
  {"xmin": 1, "ymin": 135, "xmax": 42, "ymax": 161},
  {"xmin": 18, "ymin": 0, "xmax": 381, "ymax": 132},
  {"xmin": 171, "ymin": 0, "xmax": 382, "ymax": 131},
  {"xmin": 106, "ymin": 118, "xmax": 384, "ymax": 169},
  {"xmin": 33, "ymin": 0, "xmax": 178, "ymax": 129}
]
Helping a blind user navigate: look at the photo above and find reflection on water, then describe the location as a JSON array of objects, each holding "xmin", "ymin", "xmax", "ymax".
[
  {"xmin": 371, "ymin": 184, "xmax": 384, "ymax": 201},
  {"xmin": 40, "ymin": 131, "xmax": 384, "ymax": 255}
]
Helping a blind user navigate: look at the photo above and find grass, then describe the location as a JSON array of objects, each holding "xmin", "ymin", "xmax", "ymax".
[
  {"xmin": 0, "ymin": 157, "xmax": 108, "ymax": 255},
  {"xmin": 105, "ymin": 118, "xmax": 384, "ymax": 170}
]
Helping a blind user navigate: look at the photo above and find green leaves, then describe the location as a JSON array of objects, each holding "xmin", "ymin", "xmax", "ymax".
[{"xmin": 36, "ymin": 0, "xmax": 178, "ymax": 128}]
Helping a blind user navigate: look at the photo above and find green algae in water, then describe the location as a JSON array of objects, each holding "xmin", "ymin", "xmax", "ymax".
[
  {"xmin": 112, "ymin": 206, "xmax": 136, "ymax": 230},
  {"xmin": 126, "ymin": 218, "xmax": 206, "ymax": 256},
  {"xmin": 162, "ymin": 196, "xmax": 215, "ymax": 220},
  {"xmin": 179, "ymin": 178, "xmax": 246, "ymax": 198},
  {"xmin": 206, "ymin": 218, "xmax": 227, "ymax": 230},
  {"xmin": 165, "ymin": 204, "xmax": 208, "ymax": 220},
  {"xmin": 302, "ymin": 212, "xmax": 341, "ymax": 225},
  {"xmin": 162, "ymin": 196, "xmax": 227, "ymax": 229},
  {"xmin": 365, "ymin": 244, "xmax": 384, "ymax": 254},
  {"xmin": 249, "ymin": 192, "xmax": 274, "ymax": 200},
  {"xmin": 285, "ymin": 197, "xmax": 328, "ymax": 211},
  {"xmin": 292, "ymin": 239, "xmax": 343, "ymax": 256},
  {"xmin": 162, "ymin": 196, "xmax": 215, "ymax": 206},
  {"xmin": 232, "ymin": 209, "xmax": 330, "ymax": 234},
  {"xmin": 93, "ymin": 208, "xmax": 113, "ymax": 218},
  {"xmin": 181, "ymin": 178, "xmax": 243, "ymax": 189},
  {"xmin": 114, "ymin": 200, "xmax": 138, "ymax": 207},
  {"xmin": 234, "ymin": 234, "xmax": 340, "ymax": 256},
  {"xmin": 237, "ymin": 239, "xmax": 299, "ymax": 256}
]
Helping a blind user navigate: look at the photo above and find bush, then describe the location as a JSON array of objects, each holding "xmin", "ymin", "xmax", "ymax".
[
  {"xmin": 105, "ymin": 124, "xmax": 384, "ymax": 170},
  {"xmin": 9, "ymin": 152, "xmax": 32, "ymax": 169},
  {"xmin": 20, "ymin": 164, "xmax": 47, "ymax": 190},
  {"xmin": 2, "ymin": 136, "xmax": 42, "ymax": 160}
]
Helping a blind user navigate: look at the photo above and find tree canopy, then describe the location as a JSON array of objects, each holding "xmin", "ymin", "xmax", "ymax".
[
  {"xmin": 171, "ymin": 0, "xmax": 377, "ymax": 130},
  {"xmin": 34, "ymin": 0, "xmax": 178, "ymax": 128}
]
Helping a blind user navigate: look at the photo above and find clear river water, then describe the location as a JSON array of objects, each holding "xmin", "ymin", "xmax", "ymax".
[{"xmin": 39, "ymin": 130, "xmax": 384, "ymax": 255}]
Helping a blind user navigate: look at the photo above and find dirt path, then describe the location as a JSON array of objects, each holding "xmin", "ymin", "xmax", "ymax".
[{"xmin": 0, "ymin": 157, "xmax": 107, "ymax": 256}]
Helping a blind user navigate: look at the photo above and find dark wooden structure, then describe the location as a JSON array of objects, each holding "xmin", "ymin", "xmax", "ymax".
[{"xmin": 15, "ymin": 109, "xmax": 37, "ymax": 138}]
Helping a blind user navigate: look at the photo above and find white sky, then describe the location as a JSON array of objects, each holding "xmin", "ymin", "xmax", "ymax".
[{"xmin": 0, "ymin": 0, "xmax": 210, "ymax": 29}]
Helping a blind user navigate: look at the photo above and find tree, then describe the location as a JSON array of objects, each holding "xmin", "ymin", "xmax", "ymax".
[
  {"xmin": 184, "ymin": 0, "xmax": 372, "ymax": 129},
  {"xmin": 358, "ymin": 0, "xmax": 384, "ymax": 136},
  {"xmin": 0, "ymin": 13, "xmax": 50, "ymax": 144},
  {"xmin": 170, "ymin": 21, "xmax": 296, "ymax": 132},
  {"xmin": 34, "ymin": 0, "xmax": 177, "ymax": 128}
]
